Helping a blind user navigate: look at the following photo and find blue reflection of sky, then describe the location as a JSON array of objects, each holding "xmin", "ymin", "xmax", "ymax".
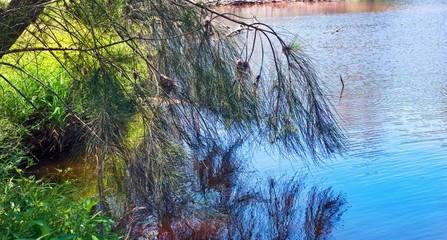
[{"xmin": 234, "ymin": 0, "xmax": 447, "ymax": 239}]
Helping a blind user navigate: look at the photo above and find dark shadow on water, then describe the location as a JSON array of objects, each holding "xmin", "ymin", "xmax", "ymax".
[
  {"xmin": 124, "ymin": 140, "xmax": 349, "ymax": 239},
  {"xmin": 25, "ymin": 138, "xmax": 348, "ymax": 239}
]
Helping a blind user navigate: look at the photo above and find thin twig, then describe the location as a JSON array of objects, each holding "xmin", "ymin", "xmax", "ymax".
[
  {"xmin": 0, "ymin": 73, "xmax": 43, "ymax": 115},
  {"xmin": 339, "ymin": 74, "xmax": 345, "ymax": 99}
]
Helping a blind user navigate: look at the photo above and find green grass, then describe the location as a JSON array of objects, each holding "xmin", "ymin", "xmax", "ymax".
[
  {"xmin": 0, "ymin": 0, "xmax": 7, "ymax": 9},
  {"xmin": 0, "ymin": 176, "xmax": 118, "ymax": 239},
  {"xmin": 0, "ymin": 24, "xmax": 131, "ymax": 238},
  {"xmin": 0, "ymin": 118, "xmax": 117, "ymax": 239}
]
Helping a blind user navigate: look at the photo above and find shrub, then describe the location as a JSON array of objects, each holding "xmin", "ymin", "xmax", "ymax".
[{"xmin": 0, "ymin": 175, "xmax": 118, "ymax": 239}]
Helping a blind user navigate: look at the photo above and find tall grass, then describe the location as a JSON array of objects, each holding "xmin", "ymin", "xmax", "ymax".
[{"xmin": 0, "ymin": 119, "xmax": 30, "ymax": 178}]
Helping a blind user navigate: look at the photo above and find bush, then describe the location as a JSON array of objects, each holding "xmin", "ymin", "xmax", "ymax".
[{"xmin": 0, "ymin": 174, "xmax": 117, "ymax": 239}]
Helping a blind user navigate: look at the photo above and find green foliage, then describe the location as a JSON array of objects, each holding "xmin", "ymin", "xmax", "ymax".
[
  {"xmin": 0, "ymin": 118, "xmax": 30, "ymax": 178},
  {"xmin": 0, "ymin": 175, "xmax": 117, "ymax": 239},
  {"xmin": 0, "ymin": 59, "xmax": 70, "ymax": 124},
  {"xmin": 0, "ymin": 1, "xmax": 6, "ymax": 10},
  {"xmin": 0, "ymin": 116, "xmax": 117, "ymax": 239}
]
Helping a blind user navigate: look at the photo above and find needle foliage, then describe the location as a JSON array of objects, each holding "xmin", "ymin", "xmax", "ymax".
[{"xmin": 0, "ymin": 0, "xmax": 346, "ymax": 238}]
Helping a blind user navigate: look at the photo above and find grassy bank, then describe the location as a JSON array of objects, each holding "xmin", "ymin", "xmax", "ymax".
[{"xmin": 0, "ymin": 119, "xmax": 117, "ymax": 239}]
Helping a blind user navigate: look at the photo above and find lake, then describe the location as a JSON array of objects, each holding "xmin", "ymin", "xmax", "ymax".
[{"xmin": 221, "ymin": 0, "xmax": 447, "ymax": 239}]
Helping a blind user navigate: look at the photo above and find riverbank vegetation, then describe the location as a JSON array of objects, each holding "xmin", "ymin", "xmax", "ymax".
[{"xmin": 1, "ymin": 0, "xmax": 347, "ymax": 238}]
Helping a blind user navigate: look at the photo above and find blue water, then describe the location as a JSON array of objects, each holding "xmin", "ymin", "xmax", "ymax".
[{"xmin": 227, "ymin": 1, "xmax": 447, "ymax": 239}]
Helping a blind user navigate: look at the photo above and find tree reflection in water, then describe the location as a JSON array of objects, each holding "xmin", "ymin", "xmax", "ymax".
[{"xmin": 135, "ymin": 140, "xmax": 349, "ymax": 240}]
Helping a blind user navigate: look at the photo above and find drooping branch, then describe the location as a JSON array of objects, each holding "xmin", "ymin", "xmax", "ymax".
[
  {"xmin": 184, "ymin": 0, "xmax": 345, "ymax": 160},
  {"xmin": 0, "ymin": 0, "xmax": 51, "ymax": 59}
]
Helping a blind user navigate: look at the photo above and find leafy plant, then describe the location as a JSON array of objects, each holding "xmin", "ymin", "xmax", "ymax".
[{"xmin": 0, "ymin": 175, "xmax": 118, "ymax": 239}]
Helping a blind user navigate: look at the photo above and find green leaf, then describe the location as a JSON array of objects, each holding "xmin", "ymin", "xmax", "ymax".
[
  {"xmin": 82, "ymin": 198, "xmax": 99, "ymax": 212},
  {"xmin": 54, "ymin": 234, "xmax": 78, "ymax": 240},
  {"xmin": 36, "ymin": 232, "xmax": 53, "ymax": 240}
]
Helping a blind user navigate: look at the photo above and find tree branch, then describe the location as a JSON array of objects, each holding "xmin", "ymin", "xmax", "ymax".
[{"xmin": 0, "ymin": 0, "xmax": 51, "ymax": 59}]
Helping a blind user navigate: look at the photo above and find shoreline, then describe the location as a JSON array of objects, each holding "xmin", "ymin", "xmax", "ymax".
[{"xmin": 203, "ymin": 0, "xmax": 339, "ymax": 6}]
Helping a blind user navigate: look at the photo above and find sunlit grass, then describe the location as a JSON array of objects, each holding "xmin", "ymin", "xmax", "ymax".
[{"xmin": 0, "ymin": 0, "xmax": 8, "ymax": 9}]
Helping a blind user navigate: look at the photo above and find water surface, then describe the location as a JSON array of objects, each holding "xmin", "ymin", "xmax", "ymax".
[{"xmin": 224, "ymin": 1, "xmax": 447, "ymax": 239}]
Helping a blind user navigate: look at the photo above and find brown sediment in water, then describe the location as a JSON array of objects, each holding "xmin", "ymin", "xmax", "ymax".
[
  {"xmin": 25, "ymin": 155, "xmax": 96, "ymax": 181},
  {"xmin": 215, "ymin": 1, "xmax": 394, "ymax": 17},
  {"xmin": 203, "ymin": 0, "xmax": 342, "ymax": 7}
]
